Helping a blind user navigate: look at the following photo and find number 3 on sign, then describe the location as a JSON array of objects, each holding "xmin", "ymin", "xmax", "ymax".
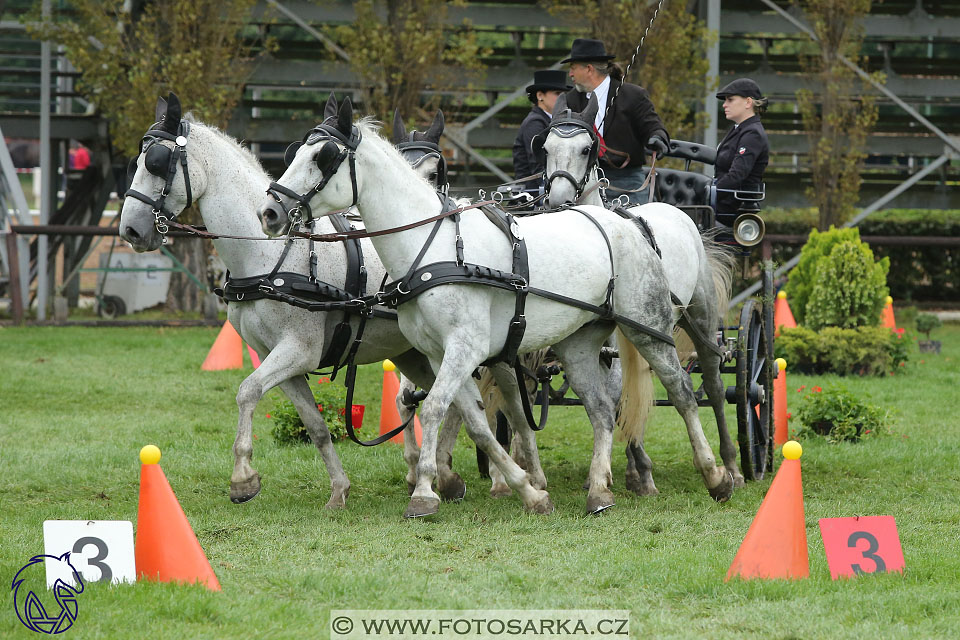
[
  {"xmin": 43, "ymin": 521, "xmax": 136, "ymax": 587},
  {"xmin": 819, "ymin": 516, "xmax": 905, "ymax": 580}
]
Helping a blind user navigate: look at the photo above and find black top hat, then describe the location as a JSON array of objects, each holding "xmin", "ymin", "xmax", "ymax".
[
  {"xmin": 716, "ymin": 78, "xmax": 763, "ymax": 100},
  {"xmin": 526, "ymin": 69, "xmax": 574, "ymax": 95},
  {"xmin": 561, "ymin": 38, "xmax": 616, "ymax": 64}
]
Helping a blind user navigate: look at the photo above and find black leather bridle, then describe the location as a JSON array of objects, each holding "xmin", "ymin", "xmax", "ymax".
[
  {"xmin": 266, "ymin": 123, "xmax": 362, "ymax": 225},
  {"xmin": 531, "ymin": 114, "xmax": 600, "ymax": 201},
  {"xmin": 396, "ymin": 136, "xmax": 448, "ymax": 195},
  {"xmin": 124, "ymin": 121, "xmax": 194, "ymax": 244}
]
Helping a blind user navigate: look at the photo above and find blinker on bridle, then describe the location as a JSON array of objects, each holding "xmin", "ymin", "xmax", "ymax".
[
  {"xmin": 396, "ymin": 135, "xmax": 448, "ymax": 195},
  {"xmin": 266, "ymin": 123, "xmax": 362, "ymax": 225},
  {"xmin": 124, "ymin": 120, "xmax": 194, "ymax": 244}
]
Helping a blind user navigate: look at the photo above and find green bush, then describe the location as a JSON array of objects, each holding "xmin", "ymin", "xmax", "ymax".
[
  {"xmin": 804, "ymin": 240, "xmax": 889, "ymax": 331},
  {"xmin": 775, "ymin": 325, "xmax": 908, "ymax": 375},
  {"xmin": 794, "ymin": 385, "xmax": 889, "ymax": 444},
  {"xmin": 783, "ymin": 226, "xmax": 866, "ymax": 325},
  {"xmin": 270, "ymin": 380, "xmax": 355, "ymax": 445}
]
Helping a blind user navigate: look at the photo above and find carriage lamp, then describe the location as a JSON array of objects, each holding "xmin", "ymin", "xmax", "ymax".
[{"xmin": 733, "ymin": 213, "xmax": 765, "ymax": 247}]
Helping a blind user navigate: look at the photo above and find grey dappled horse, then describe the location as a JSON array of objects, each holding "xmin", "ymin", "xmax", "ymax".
[
  {"xmin": 259, "ymin": 98, "xmax": 735, "ymax": 518},
  {"xmin": 539, "ymin": 94, "xmax": 741, "ymax": 493}
]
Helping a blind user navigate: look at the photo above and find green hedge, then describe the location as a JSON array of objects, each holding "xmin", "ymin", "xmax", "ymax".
[
  {"xmin": 759, "ymin": 208, "xmax": 960, "ymax": 302},
  {"xmin": 774, "ymin": 326, "xmax": 909, "ymax": 376}
]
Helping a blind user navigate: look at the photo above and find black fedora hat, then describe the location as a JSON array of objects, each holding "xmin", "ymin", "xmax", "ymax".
[
  {"xmin": 561, "ymin": 38, "xmax": 616, "ymax": 64},
  {"xmin": 526, "ymin": 69, "xmax": 573, "ymax": 94},
  {"xmin": 716, "ymin": 78, "xmax": 763, "ymax": 100}
]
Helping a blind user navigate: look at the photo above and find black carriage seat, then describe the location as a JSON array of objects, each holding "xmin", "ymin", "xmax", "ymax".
[{"xmin": 653, "ymin": 138, "xmax": 719, "ymax": 231}]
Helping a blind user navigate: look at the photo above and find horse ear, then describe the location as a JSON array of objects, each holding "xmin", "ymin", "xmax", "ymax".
[
  {"xmin": 163, "ymin": 92, "xmax": 182, "ymax": 134},
  {"xmin": 336, "ymin": 97, "xmax": 353, "ymax": 137},
  {"xmin": 392, "ymin": 109, "xmax": 406, "ymax": 143},
  {"xmin": 324, "ymin": 92, "xmax": 338, "ymax": 121},
  {"xmin": 154, "ymin": 96, "xmax": 167, "ymax": 123},
  {"xmin": 552, "ymin": 93, "xmax": 569, "ymax": 118},
  {"xmin": 424, "ymin": 110, "xmax": 444, "ymax": 143},
  {"xmin": 581, "ymin": 94, "xmax": 599, "ymax": 127}
]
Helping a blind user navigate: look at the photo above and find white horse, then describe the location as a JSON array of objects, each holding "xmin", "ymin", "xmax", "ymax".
[
  {"xmin": 118, "ymin": 93, "xmax": 472, "ymax": 508},
  {"xmin": 539, "ymin": 94, "xmax": 741, "ymax": 493},
  {"xmin": 258, "ymin": 98, "xmax": 735, "ymax": 518}
]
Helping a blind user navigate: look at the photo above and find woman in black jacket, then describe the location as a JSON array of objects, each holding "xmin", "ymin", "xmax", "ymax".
[{"xmin": 714, "ymin": 78, "xmax": 769, "ymax": 227}]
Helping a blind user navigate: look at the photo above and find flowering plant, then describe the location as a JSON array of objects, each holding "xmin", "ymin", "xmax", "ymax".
[
  {"xmin": 794, "ymin": 385, "xmax": 889, "ymax": 443},
  {"xmin": 270, "ymin": 379, "xmax": 360, "ymax": 445}
]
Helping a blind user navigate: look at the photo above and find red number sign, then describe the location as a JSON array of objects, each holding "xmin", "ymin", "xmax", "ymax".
[{"xmin": 818, "ymin": 516, "xmax": 905, "ymax": 580}]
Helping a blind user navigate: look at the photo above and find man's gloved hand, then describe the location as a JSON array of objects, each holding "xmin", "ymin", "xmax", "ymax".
[{"xmin": 646, "ymin": 136, "xmax": 669, "ymax": 156}]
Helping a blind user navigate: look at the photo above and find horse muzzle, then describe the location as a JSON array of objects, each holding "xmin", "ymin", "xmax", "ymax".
[{"xmin": 257, "ymin": 201, "xmax": 290, "ymax": 237}]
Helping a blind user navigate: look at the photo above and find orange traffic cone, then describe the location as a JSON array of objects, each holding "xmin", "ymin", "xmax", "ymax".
[
  {"xmin": 726, "ymin": 441, "xmax": 808, "ymax": 581},
  {"xmin": 201, "ymin": 321, "xmax": 243, "ymax": 371},
  {"xmin": 881, "ymin": 296, "xmax": 897, "ymax": 330},
  {"xmin": 774, "ymin": 358, "xmax": 788, "ymax": 447},
  {"xmin": 380, "ymin": 360, "xmax": 422, "ymax": 445},
  {"xmin": 246, "ymin": 344, "xmax": 261, "ymax": 369},
  {"xmin": 774, "ymin": 291, "xmax": 797, "ymax": 337},
  {"xmin": 135, "ymin": 445, "xmax": 221, "ymax": 590}
]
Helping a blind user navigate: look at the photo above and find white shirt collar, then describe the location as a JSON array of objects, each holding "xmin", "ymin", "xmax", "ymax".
[
  {"xmin": 539, "ymin": 106, "xmax": 553, "ymax": 119},
  {"xmin": 589, "ymin": 76, "xmax": 612, "ymax": 135}
]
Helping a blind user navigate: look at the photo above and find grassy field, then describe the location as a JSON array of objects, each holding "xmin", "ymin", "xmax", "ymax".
[{"xmin": 2, "ymin": 323, "xmax": 959, "ymax": 639}]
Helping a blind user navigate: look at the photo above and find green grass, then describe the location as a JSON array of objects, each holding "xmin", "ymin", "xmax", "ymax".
[{"xmin": 2, "ymin": 324, "xmax": 960, "ymax": 639}]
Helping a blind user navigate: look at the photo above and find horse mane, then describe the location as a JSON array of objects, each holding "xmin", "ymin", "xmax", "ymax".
[
  {"xmin": 184, "ymin": 115, "xmax": 268, "ymax": 178},
  {"xmin": 355, "ymin": 117, "xmax": 435, "ymax": 193}
]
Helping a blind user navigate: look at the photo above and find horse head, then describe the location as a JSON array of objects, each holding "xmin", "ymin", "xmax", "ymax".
[
  {"xmin": 393, "ymin": 110, "xmax": 447, "ymax": 191},
  {"xmin": 120, "ymin": 92, "xmax": 207, "ymax": 251},
  {"xmin": 259, "ymin": 97, "xmax": 359, "ymax": 236},
  {"xmin": 540, "ymin": 93, "xmax": 601, "ymax": 208}
]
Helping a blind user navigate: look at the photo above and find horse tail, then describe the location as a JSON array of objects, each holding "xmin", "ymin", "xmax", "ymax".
[
  {"xmin": 615, "ymin": 328, "xmax": 655, "ymax": 445},
  {"xmin": 702, "ymin": 231, "xmax": 736, "ymax": 322}
]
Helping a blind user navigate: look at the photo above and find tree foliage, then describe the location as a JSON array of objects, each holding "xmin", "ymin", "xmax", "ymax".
[
  {"xmin": 332, "ymin": 0, "xmax": 490, "ymax": 121},
  {"xmin": 27, "ymin": 0, "xmax": 259, "ymax": 159},
  {"xmin": 795, "ymin": 0, "xmax": 881, "ymax": 229},
  {"xmin": 544, "ymin": 0, "xmax": 715, "ymax": 141}
]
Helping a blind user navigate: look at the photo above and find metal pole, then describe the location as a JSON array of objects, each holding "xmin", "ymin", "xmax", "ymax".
[
  {"xmin": 703, "ymin": 0, "xmax": 720, "ymax": 174},
  {"xmin": 728, "ymin": 154, "xmax": 951, "ymax": 308},
  {"xmin": 38, "ymin": 0, "xmax": 51, "ymax": 320},
  {"xmin": 444, "ymin": 130, "xmax": 511, "ymax": 182},
  {"xmin": 4, "ymin": 231, "xmax": 24, "ymax": 324}
]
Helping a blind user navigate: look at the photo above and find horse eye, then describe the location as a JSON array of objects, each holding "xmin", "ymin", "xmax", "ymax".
[{"xmin": 581, "ymin": 147, "xmax": 591, "ymax": 156}]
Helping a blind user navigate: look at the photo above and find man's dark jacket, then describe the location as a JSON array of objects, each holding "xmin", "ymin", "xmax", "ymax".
[
  {"xmin": 714, "ymin": 114, "xmax": 768, "ymax": 216},
  {"xmin": 564, "ymin": 77, "xmax": 669, "ymax": 171},
  {"xmin": 512, "ymin": 106, "xmax": 551, "ymax": 189}
]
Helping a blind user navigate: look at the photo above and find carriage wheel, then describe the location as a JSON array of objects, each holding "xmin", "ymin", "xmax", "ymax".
[{"xmin": 735, "ymin": 298, "xmax": 774, "ymax": 480}]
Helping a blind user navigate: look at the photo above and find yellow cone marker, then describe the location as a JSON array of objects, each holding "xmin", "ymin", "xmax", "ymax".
[
  {"xmin": 140, "ymin": 444, "xmax": 162, "ymax": 465},
  {"xmin": 886, "ymin": 295, "xmax": 893, "ymax": 305},
  {"xmin": 777, "ymin": 291, "xmax": 787, "ymax": 300},
  {"xmin": 776, "ymin": 357, "xmax": 787, "ymax": 373},
  {"xmin": 382, "ymin": 359, "xmax": 396, "ymax": 372},
  {"xmin": 782, "ymin": 440, "xmax": 802, "ymax": 460}
]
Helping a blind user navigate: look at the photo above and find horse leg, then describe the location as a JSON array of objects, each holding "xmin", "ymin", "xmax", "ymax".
[
  {"xmin": 277, "ymin": 376, "xmax": 350, "ymax": 508},
  {"xmin": 625, "ymin": 442, "xmax": 659, "ymax": 496},
  {"xmin": 552, "ymin": 326, "xmax": 618, "ymax": 514},
  {"xmin": 488, "ymin": 362, "xmax": 547, "ymax": 491},
  {"xmin": 395, "ymin": 374, "xmax": 422, "ymax": 494},
  {"xmin": 622, "ymin": 331, "xmax": 733, "ymax": 502},
  {"xmin": 392, "ymin": 350, "xmax": 466, "ymax": 502},
  {"xmin": 231, "ymin": 342, "xmax": 325, "ymax": 503}
]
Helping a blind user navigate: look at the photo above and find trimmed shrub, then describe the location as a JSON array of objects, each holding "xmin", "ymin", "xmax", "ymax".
[
  {"xmin": 794, "ymin": 385, "xmax": 889, "ymax": 444},
  {"xmin": 270, "ymin": 380, "xmax": 353, "ymax": 445},
  {"xmin": 804, "ymin": 240, "xmax": 889, "ymax": 330},
  {"xmin": 775, "ymin": 325, "xmax": 907, "ymax": 375},
  {"xmin": 783, "ymin": 226, "xmax": 865, "ymax": 324}
]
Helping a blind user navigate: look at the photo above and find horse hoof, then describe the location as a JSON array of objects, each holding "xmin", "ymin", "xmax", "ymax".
[
  {"xmin": 325, "ymin": 485, "xmax": 350, "ymax": 509},
  {"xmin": 526, "ymin": 493, "xmax": 554, "ymax": 515},
  {"xmin": 708, "ymin": 470, "xmax": 735, "ymax": 503},
  {"xmin": 625, "ymin": 471, "xmax": 659, "ymax": 497},
  {"xmin": 230, "ymin": 473, "xmax": 261, "ymax": 503},
  {"xmin": 439, "ymin": 474, "xmax": 466, "ymax": 502},
  {"xmin": 490, "ymin": 484, "xmax": 512, "ymax": 498},
  {"xmin": 732, "ymin": 473, "xmax": 746, "ymax": 489},
  {"xmin": 586, "ymin": 491, "xmax": 615, "ymax": 515},
  {"xmin": 403, "ymin": 496, "xmax": 440, "ymax": 519}
]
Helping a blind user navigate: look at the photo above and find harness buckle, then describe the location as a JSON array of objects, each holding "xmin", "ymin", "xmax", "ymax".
[
  {"xmin": 258, "ymin": 283, "xmax": 275, "ymax": 294},
  {"xmin": 512, "ymin": 277, "xmax": 528, "ymax": 291}
]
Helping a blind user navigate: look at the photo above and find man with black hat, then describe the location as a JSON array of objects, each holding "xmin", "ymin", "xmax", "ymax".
[
  {"xmin": 714, "ymin": 77, "xmax": 769, "ymax": 227},
  {"xmin": 513, "ymin": 69, "xmax": 572, "ymax": 191},
  {"xmin": 562, "ymin": 38, "xmax": 670, "ymax": 204}
]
